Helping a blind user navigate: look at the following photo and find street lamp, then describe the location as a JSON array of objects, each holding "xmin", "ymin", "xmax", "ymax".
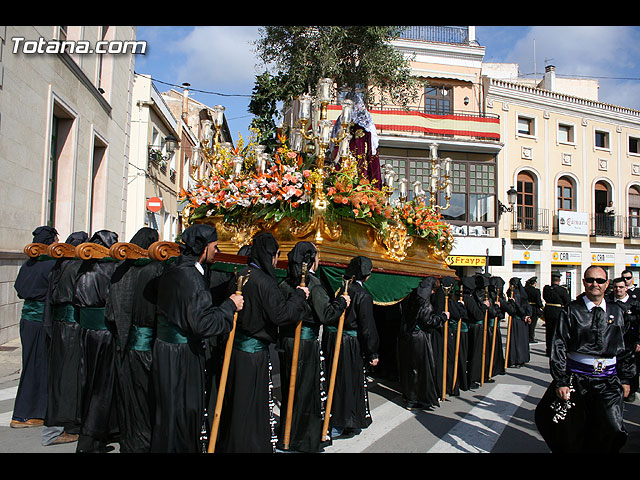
[
  {"xmin": 164, "ymin": 135, "xmax": 179, "ymax": 154},
  {"xmin": 498, "ymin": 185, "xmax": 518, "ymax": 217}
]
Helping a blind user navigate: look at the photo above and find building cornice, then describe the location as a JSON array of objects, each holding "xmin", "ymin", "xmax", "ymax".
[{"xmin": 486, "ymin": 77, "xmax": 640, "ymax": 127}]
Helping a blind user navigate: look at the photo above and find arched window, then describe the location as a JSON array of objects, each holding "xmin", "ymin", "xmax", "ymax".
[
  {"xmin": 557, "ymin": 176, "xmax": 574, "ymax": 211},
  {"xmin": 517, "ymin": 171, "xmax": 536, "ymax": 230},
  {"xmin": 629, "ymin": 185, "xmax": 640, "ymax": 237}
]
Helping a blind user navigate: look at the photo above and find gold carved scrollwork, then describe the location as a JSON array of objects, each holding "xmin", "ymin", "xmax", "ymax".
[
  {"xmin": 377, "ymin": 219, "xmax": 413, "ymax": 262},
  {"xmin": 217, "ymin": 220, "xmax": 263, "ymax": 250}
]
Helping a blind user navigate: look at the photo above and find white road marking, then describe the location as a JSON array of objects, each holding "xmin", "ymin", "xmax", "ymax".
[{"xmin": 428, "ymin": 383, "xmax": 531, "ymax": 453}]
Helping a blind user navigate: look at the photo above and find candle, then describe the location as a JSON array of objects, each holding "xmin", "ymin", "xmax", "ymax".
[
  {"xmin": 318, "ymin": 78, "xmax": 332, "ymax": 103},
  {"xmin": 299, "ymin": 94, "xmax": 312, "ymax": 120},
  {"xmin": 399, "ymin": 178, "xmax": 408, "ymax": 198},
  {"xmin": 319, "ymin": 120, "xmax": 332, "ymax": 145},
  {"xmin": 444, "ymin": 157, "xmax": 451, "ymax": 176},
  {"xmin": 212, "ymin": 105, "xmax": 225, "ymax": 128},
  {"xmin": 341, "ymin": 99, "xmax": 354, "ymax": 126}
]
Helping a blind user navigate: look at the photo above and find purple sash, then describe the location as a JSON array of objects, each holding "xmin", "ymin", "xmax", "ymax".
[{"xmin": 567, "ymin": 357, "xmax": 616, "ymax": 377}]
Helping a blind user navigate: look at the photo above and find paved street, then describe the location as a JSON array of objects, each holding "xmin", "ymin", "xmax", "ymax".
[{"xmin": 1, "ymin": 323, "xmax": 640, "ymax": 453}]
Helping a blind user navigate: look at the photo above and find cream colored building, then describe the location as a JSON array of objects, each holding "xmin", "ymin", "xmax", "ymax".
[
  {"xmin": 127, "ymin": 73, "xmax": 186, "ymax": 243},
  {"xmin": 0, "ymin": 26, "xmax": 137, "ymax": 343},
  {"xmin": 485, "ymin": 64, "xmax": 640, "ymax": 296}
]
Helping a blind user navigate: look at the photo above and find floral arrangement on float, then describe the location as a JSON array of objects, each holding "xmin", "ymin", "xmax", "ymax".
[{"xmin": 180, "ymin": 127, "xmax": 453, "ymax": 263}]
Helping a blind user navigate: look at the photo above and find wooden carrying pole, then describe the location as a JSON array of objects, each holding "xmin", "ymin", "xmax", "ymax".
[
  {"xmin": 441, "ymin": 283, "xmax": 453, "ymax": 401},
  {"xmin": 208, "ymin": 269, "xmax": 250, "ymax": 453},
  {"xmin": 481, "ymin": 286, "xmax": 489, "ymax": 386},
  {"xmin": 321, "ymin": 276, "xmax": 353, "ymax": 443},
  {"xmin": 451, "ymin": 284, "xmax": 463, "ymax": 391},
  {"xmin": 282, "ymin": 263, "xmax": 308, "ymax": 450},
  {"xmin": 504, "ymin": 286, "xmax": 514, "ymax": 369},
  {"xmin": 488, "ymin": 289, "xmax": 498, "ymax": 378}
]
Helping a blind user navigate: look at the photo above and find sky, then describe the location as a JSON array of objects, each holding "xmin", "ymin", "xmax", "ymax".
[{"xmin": 134, "ymin": 25, "xmax": 640, "ymax": 145}]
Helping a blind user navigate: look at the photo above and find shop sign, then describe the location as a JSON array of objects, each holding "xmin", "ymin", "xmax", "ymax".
[
  {"xmin": 625, "ymin": 254, "xmax": 640, "ymax": 267},
  {"xmin": 557, "ymin": 211, "xmax": 589, "ymax": 235},
  {"xmin": 445, "ymin": 255, "xmax": 486, "ymax": 267},
  {"xmin": 551, "ymin": 250, "xmax": 582, "ymax": 265},
  {"xmin": 591, "ymin": 252, "xmax": 615, "ymax": 266},
  {"xmin": 512, "ymin": 249, "xmax": 540, "ymax": 265}
]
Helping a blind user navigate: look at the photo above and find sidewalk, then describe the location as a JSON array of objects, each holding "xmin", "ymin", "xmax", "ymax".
[{"xmin": 0, "ymin": 338, "xmax": 22, "ymax": 384}]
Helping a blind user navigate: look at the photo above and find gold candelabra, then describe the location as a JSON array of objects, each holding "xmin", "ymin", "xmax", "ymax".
[{"xmin": 290, "ymin": 78, "xmax": 355, "ymax": 243}]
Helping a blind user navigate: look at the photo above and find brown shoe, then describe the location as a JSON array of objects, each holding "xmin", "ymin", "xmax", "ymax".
[
  {"xmin": 51, "ymin": 432, "xmax": 79, "ymax": 445},
  {"xmin": 10, "ymin": 418, "xmax": 44, "ymax": 428}
]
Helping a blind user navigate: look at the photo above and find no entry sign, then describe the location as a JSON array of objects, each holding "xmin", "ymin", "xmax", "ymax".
[{"xmin": 147, "ymin": 196, "xmax": 162, "ymax": 212}]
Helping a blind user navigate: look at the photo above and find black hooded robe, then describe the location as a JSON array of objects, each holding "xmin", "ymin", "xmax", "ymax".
[
  {"xmin": 150, "ymin": 224, "xmax": 236, "ymax": 453},
  {"xmin": 73, "ymin": 230, "xmax": 120, "ymax": 453},
  {"xmin": 105, "ymin": 227, "xmax": 160, "ymax": 453},
  {"xmin": 276, "ymin": 242, "xmax": 348, "ymax": 452},
  {"xmin": 321, "ymin": 256, "xmax": 379, "ymax": 435},
  {"xmin": 44, "ymin": 231, "xmax": 87, "ymax": 433},
  {"xmin": 463, "ymin": 276, "xmax": 489, "ymax": 387},
  {"xmin": 12, "ymin": 226, "xmax": 58, "ymax": 422},
  {"xmin": 506, "ymin": 278, "xmax": 532, "ymax": 368},
  {"xmin": 397, "ymin": 277, "xmax": 445, "ymax": 409},
  {"xmin": 216, "ymin": 233, "xmax": 308, "ymax": 453}
]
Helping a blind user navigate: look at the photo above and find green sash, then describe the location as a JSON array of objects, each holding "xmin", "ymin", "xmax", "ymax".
[
  {"xmin": 234, "ymin": 330, "xmax": 268, "ymax": 353},
  {"xmin": 156, "ymin": 315, "xmax": 188, "ymax": 344},
  {"xmin": 325, "ymin": 325, "xmax": 357, "ymax": 337},
  {"xmin": 21, "ymin": 300, "xmax": 45, "ymax": 322},
  {"xmin": 53, "ymin": 304, "xmax": 76, "ymax": 323},
  {"xmin": 127, "ymin": 325, "xmax": 155, "ymax": 351},
  {"xmin": 78, "ymin": 307, "xmax": 108, "ymax": 330}
]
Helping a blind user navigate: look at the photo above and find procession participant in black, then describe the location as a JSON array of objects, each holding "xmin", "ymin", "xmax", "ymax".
[
  {"xmin": 463, "ymin": 275, "xmax": 490, "ymax": 388},
  {"xmin": 105, "ymin": 227, "xmax": 160, "ymax": 453},
  {"xmin": 506, "ymin": 277, "xmax": 532, "ymax": 368},
  {"xmin": 42, "ymin": 231, "xmax": 88, "ymax": 446},
  {"xmin": 486, "ymin": 275, "xmax": 510, "ymax": 379},
  {"xmin": 150, "ymin": 224, "xmax": 242, "ymax": 453},
  {"xmin": 543, "ymin": 270, "xmax": 571, "ymax": 357},
  {"xmin": 525, "ymin": 277, "xmax": 544, "ymax": 343},
  {"xmin": 397, "ymin": 276, "xmax": 448, "ymax": 409},
  {"xmin": 448, "ymin": 280, "xmax": 470, "ymax": 395},
  {"xmin": 622, "ymin": 269, "xmax": 638, "ymax": 298},
  {"xmin": 276, "ymin": 241, "xmax": 350, "ymax": 452},
  {"xmin": 10, "ymin": 226, "xmax": 59, "ymax": 428},
  {"xmin": 322, "ymin": 255, "xmax": 379, "ymax": 438},
  {"xmin": 72, "ymin": 229, "xmax": 120, "ymax": 453},
  {"xmin": 535, "ymin": 265, "xmax": 635, "ymax": 453},
  {"xmin": 216, "ymin": 233, "xmax": 308, "ymax": 453},
  {"xmin": 609, "ymin": 277, "xmax": 640, "ymax": 402}
]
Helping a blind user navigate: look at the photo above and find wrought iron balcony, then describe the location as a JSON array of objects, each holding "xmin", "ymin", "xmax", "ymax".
[
  {"xmin": 590, "ymin": 213, "xmax": 623, "ymax": 238},
  {"xmin": 512, "ymin": 207, "xmax": 549, "ymax": 233},
  {"xmin": 399, "ymin": 26, "xmax": 471, "ymax": 45}
]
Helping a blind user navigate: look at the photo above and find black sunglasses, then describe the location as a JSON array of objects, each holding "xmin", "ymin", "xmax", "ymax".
[
  {"xmin": 584, "ymin": 277, "xmax": 607, "ymax": 285},
  {"xmin": 623, "ymin": 276, "xmax": 633, "ymax": 280}
]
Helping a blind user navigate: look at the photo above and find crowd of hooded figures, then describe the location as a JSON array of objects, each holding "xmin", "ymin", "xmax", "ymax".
[{"xmin": 9, "ymin": 224, "xmax": 640, "ymax": 453}]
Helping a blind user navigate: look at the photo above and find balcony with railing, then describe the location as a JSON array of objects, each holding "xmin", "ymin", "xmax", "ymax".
[
  {"xmin": 511, "ymin": 207, "xmax": 550, "ymax": 236},
  {"xmin": 398, "ymin": 26, "xmax": 471, "ymax": 45},
  {"xmin": 327, "ymin": 105, "xmax": 501, "ymax": 143},
  {"xmin": 590, "ymin": 213, "xmax": 623, "ymax": 239}
]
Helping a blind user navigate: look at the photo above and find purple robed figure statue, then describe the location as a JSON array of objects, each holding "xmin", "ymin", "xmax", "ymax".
[{"xmin": 331, "ymin": 92, "xmax": 382, "ymax": 187}]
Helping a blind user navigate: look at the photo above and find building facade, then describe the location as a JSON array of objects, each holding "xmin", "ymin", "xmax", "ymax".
[
  {"xmin": 0, "ymin": 25, "xmax": 137, "ymax": 343},
  {"xmin": 485, "ymin": 65, "xmax": 640, "ymax": 296}
]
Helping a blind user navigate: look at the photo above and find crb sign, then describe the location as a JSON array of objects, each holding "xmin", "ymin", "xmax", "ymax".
[{"xmin": 551, "ymin": 250, "xmax": 581, "ymax": 265}]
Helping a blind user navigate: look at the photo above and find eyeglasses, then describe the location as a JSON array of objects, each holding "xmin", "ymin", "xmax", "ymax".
[
  {"xmin": 623, "ymin": 276, "xmax": 633, "ymax": 280},
  {"xmin": 584, "ymin": 277, "xmax": 607, "ymax": 285}
]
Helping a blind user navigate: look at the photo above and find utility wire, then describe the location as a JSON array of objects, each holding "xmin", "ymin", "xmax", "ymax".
[{"xmin": 135, "ymin": 72, "xmax": 252, "ymax": 97}]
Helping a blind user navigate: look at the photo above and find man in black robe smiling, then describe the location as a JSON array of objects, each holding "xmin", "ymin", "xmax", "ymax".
[
  {"xmin": 535, "ymin": 265, "xmax": 635, "ymax": 453},
  {"xmin": 150, "ymin": 224, "xmax": 243, "ymax": 453}
]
